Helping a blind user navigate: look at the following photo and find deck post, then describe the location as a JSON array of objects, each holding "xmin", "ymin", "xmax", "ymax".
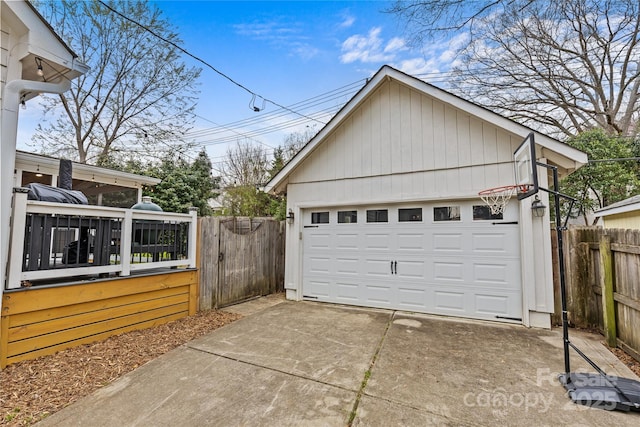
[
  {"xmin": 120, "ymin": 209, "xmax": 132, "ymax": 276},
  {"xmin": 6, "ymin": 188, "xmax": 29, "ymax": 289},
  {"xmin": 188, "ymin": 208, "xmax": 198, "ymax": 268}
]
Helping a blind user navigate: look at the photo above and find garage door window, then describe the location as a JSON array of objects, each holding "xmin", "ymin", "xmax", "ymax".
[
  {"xmin": 399, "ymin": 208, "xmax": 422, "ymax": 222},
  {"xmin": 366, "ymin": 209, "xmax": 388, "ymax": 223},
  {"xmin": 473, "ymin": 205, "xmax": 503, "ymax": 220},
  {"xmin": 311, "ymin": 212, "xmax": 330, "ymax": 224},
  {"xmin": 338, "ymin": 210, "xmax": 357, "ymax": 223},
  {"xmin": 434, "ymin": 206, "xmax": 461, "ymax": 222}
]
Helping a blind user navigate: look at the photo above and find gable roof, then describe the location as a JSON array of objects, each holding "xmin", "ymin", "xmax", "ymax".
[
  {"xmin": 265, "ymin": 65, "xmax": 587, "ymax": 195},
  {"xmin": 594, "ymin": 194, "xmax": 640, "ymax": 218}
]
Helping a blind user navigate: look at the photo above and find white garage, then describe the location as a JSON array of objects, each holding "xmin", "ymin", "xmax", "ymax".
[{"xmin": 265, "ymin": 66, "xmax": 587, "ymax": 328}]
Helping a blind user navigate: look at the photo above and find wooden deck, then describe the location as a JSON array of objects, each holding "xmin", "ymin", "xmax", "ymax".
[{"xmin": 1, "ymin": 269, "xmax": 197, "ymax": 368}]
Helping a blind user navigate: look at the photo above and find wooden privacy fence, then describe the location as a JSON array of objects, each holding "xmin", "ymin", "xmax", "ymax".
[
  {"xmin": 553, "ymin": 227, "xmax": 640, "ymax": 362},
  {"xmin": 199, "ymin": 217, "xmax": 285, "ymax": 309}
]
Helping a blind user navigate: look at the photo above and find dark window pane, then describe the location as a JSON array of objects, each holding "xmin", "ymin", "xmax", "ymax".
[
  {"xmin": 433, "ymin": 206, "xmax": 461, "ymax": 222},
  {"xmin": 338, "ymin": 210, "xmax": 357, "ymax": 223},
  {"xmin": 366, "ymin": 209, "xmax": 388, "ymax": 223},
  {"xmin": 473, "ymin": 205, "xmax": 503, "ymax": 220},
  {"xmin": 311, "ymin": 212, "xmax": 329, "ymax": 224},
  {"xmin": 399, "ymin": 208, "xmax": 422, "ymax": 222}
]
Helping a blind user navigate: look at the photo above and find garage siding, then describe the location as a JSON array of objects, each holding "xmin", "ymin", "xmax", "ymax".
[{"xmin": 289, "ymin": 79, "xmax": 525, "ymax": 195}]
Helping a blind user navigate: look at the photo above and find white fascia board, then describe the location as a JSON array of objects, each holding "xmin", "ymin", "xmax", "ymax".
[
  {"xmin": 594, "ymin": 203, "xmax": 640, "ymax": 218},
  {"xmin": 15, "ymin": 151, "xmax": 160, "ymax": 188}
]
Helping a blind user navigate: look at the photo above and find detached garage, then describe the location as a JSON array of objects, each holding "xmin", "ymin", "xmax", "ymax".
[{"xmin": 265, "ymin": 65, "xmax": 587, "ymax": 328}]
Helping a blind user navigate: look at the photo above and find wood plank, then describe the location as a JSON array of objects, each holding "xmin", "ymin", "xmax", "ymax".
[
  {"xmin": 189, "ymin": 282, "xmax": 198, "ymax": 315},
  {"xmin": 8, "ymin": 286, "xmax": 188, "ymax": 328},
  {"xmin": 6, "ymin": 312, "xmax": 186, "ymax": 366},
  {"xmin": 618, "ymin": 339, "xmax": 640, "ymax": 363},
  {"xmin": 2, "ymin": 270, "xmax": 196, "ymax": 315},
  {"xmin": 0, "ymin": 314, "xmax": 8, "ymax": 368},
  {"xmin": 8, "ymin": 293, "xmax": 189, "ymax": 341},
  {"xmin": 7, "ymin": 303, "xmax": 188, "ymax": 357},
  {"xmin": 611, "ymin": 242, "xmax": 640, "ymax": 255},
  {"xmin": 614, "ymin": 292, "xmax": 640, "ymax": 313}
]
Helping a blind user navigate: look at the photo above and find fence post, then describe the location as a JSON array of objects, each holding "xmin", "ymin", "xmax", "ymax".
[{"xmin": 599, "ymin": 234, "xmax": 616, "ymax": 347}]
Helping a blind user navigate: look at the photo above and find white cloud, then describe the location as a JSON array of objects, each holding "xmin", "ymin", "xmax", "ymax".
[
  {"xmin": 233, "ymin": 20, "xmax": 318, "ymax": 60},
  {"xmin": 291, "ymin": 43, "xmax": 320, "ymax": 61},
  {"xmin": 340, "ymin": 27, "xmax": 406, "ymax": 64},
  {"xmin": 339, "ymin": 15, "xmax": 355, "ymax": 28},
  {"xmin": 395, "ymin": 57, "xmax": 441, "ymax": 76},
  {"xmin": 384, "ymin": 37, "xmax": 407, "ymax": 54}
]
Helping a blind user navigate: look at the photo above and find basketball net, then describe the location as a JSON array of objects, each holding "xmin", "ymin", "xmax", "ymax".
[{"xmin": 478, "ymin": 185, "xmax": 527, "ymax": 215}]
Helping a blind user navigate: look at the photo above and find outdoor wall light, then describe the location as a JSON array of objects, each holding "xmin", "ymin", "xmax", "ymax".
[
  {"xmin": 286, "ymin": 209, "xmax": 295, "ymax": 224},
  {"xmin": 531, "ymin": 195, "xmax": 546, "ymax": 217}
]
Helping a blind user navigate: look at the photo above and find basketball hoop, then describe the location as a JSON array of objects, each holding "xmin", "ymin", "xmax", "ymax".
[{"xmin": 478, "ymin": 185, "xmax": 530, "ymax": 215}]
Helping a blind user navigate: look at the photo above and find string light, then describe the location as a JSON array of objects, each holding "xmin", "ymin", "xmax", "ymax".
[{"xmin": 35, "ymin": 57, "xmax": 44, "ymax": 77}]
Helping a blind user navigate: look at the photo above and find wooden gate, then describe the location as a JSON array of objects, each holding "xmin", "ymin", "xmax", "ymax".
[{"xmin": 199, "ymin": 217, "xmax": 285, "ymax": 309}]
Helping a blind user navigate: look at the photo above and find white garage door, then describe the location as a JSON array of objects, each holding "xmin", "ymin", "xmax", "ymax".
[{"xmin": 302, "ymin": 201, "xmax": 522, "ymax": 322}]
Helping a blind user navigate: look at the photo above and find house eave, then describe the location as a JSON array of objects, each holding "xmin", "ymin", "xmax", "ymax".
[{"xmin": 15, "ymin": 151, "xmax": 161, "ymax": 188}]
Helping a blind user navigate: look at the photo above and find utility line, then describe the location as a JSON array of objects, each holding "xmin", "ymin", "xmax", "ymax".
[{"xmin": 97, "ymin": 0, "xmax": 326, "ymax": 126}]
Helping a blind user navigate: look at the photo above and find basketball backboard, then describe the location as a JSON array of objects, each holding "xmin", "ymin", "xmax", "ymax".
[{"xmin": 514, "ymin": 132, "xmax": 539, "ymax": 200}]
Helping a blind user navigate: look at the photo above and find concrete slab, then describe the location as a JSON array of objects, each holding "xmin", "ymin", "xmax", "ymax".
[
  {"xmin": 221, "ymin": 292, "xmax": 286, "ymax": 317},
  {"xmin": 33, "ymin": 299, "xmax": 640, "ymax": 426},
  {"xmin": 188, "ymin": 301, "xmax": 392, "ymax": 391},
  {"xmin": 354, "ymin": 395, "xmax": 456, "ymax": 426},
  {"xmin": 358, "ymin": 313, "xmax": 640, "ymax": 426},
  {"xmin": 38, "ymin": 346, "xmax": 355, "ymax": 427}
]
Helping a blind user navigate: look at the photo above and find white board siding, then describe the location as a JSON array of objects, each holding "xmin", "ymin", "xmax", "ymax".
[{"xmin": 289, "ymin": 79, "xmax": 526, "ymax": 196}]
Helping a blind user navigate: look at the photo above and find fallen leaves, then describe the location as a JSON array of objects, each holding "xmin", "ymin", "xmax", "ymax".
[{"xmin": 1, "ymin": 309, "xmax": 241, "ymax": 426}]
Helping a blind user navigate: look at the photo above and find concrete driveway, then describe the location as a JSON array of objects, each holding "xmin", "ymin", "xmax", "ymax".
[{"xmin": 38, "ymin": 298, "xmax": 640, "ymax": 426}]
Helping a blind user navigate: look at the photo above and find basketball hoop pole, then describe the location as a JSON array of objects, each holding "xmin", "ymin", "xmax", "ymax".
[
  {"xmin": 536, "ymin": 161, "xmax": 640, "ymax": 412},
  {"xmin": 535, "ymin": 162, "xmax": 575, "ymax": 375}
]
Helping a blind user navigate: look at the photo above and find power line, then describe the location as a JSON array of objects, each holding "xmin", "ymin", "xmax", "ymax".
[{"xmin": 97, "ymin": 0, "xmax": 326, "ymax": 126}]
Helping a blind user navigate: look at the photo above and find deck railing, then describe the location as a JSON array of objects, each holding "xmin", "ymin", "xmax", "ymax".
[{"xmin": 5, "ymin": 188, "xmax": 197, "ymax": 289}]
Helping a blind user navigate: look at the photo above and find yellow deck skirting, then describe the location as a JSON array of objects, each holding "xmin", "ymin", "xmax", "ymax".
[{"xmin": 1, "ymin": 270, "xmax": 198, "ymax": 368}]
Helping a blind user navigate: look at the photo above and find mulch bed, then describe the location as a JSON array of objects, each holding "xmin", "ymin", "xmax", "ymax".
[
  {"xmin": 609, "ymin": 346, "xmax": 640, "ymax": 378},
  {"xmin": 0, "ymin": 310, "xmax": 241, "ymax": 426}
]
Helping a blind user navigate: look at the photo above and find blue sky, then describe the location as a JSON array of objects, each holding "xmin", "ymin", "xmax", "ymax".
[{"xmin": 19, "ymin": 1, "xmax": 464, "ymax": 171}]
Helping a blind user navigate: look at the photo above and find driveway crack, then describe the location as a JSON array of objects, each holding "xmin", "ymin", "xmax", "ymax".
[
  {"xmin": 186, "ymin": 345, "xmax": 356, "ymax": 393},
  {"xmin": 347, "ymin": 310, "xmax": 395, "ymax": 426}
]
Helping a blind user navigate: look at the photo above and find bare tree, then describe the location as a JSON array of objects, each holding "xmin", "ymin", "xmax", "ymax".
[
  {"xmin": 281, "ymin": 126, "xmax": 317, "ymax": 161},
  {"xmin": 221, "ymin": 140, "xmax": 270, "ymax": 187},
  {"xmin": 389, "ymin": 0, "xmax": 640, "ymax": 138},
  {"xmin": 31, "ymin": 0, "xmax": 201, "ymax": 164}
]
